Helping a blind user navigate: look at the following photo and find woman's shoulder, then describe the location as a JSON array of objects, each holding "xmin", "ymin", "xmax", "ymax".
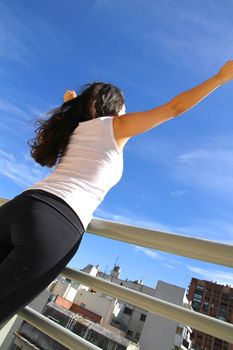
[{"xmin": 80, "ymin": 115, "xmax": 113, "ymax": 124}]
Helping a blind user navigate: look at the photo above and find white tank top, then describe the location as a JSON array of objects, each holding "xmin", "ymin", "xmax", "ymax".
[{"xmin": 27, "ymin": 116, "xmax": 123, "ymax": 229}]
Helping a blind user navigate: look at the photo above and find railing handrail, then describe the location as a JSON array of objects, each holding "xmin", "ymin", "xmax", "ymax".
[
  {"xmin": 1, "ymin": 197, "xmax": 233, "ymax": 347},
  {"xmin": 87, "ymin": 217, "xmax": 233, "ymax": 267},
  {"xmin": 18, "ymin": 307, "xmax": 102, "ymax": 350},
  {"xmin": 1, "ymin": 199, "xmax": 233, "ymax": 267}
]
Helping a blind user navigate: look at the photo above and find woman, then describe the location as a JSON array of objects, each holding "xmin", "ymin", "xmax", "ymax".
[{"xmin": 0, "ymin": 61, "xmax": 233, "ymax": 325}]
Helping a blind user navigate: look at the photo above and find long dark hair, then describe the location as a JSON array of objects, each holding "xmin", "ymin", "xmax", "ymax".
[{"xmin": 29, "ymin": 82, "xmax": 125, "ymax": 168}]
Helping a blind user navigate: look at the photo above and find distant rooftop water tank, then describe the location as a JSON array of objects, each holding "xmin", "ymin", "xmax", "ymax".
[{"xmin": 110, "ymin": 266, "xmax": 121, "ymax": 278}]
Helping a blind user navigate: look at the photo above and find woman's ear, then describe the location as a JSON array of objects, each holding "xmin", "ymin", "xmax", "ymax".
[{"xmin": 117, "ymin": 104, "xmax": 126, "ymax": 116}]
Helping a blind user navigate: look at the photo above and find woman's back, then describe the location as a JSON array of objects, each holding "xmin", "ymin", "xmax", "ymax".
[{"xmin": 28, "ymin": 116, "xmax": 123, "ymax": 229}]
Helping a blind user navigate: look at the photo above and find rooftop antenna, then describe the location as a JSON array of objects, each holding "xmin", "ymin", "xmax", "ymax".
[
  {"xmin": 114, "ymin": 253, "xmax": 120, "ymax": 267},
  {"xmin": 104, "ymin": 265, "xmax": 108, "ymax": 278}
]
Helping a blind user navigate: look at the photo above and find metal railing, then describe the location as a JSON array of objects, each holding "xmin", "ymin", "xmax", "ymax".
[{"xmin": 1, "ymin": 198, "xmax": 233, "ymax": 349}]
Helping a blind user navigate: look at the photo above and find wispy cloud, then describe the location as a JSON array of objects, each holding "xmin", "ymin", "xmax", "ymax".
[
  {"xmin": 170, "ymin": 190, "xmax": 188, "ymax": 197},
  {"xmin": 0, "ymin": 99, "xmax": 29, "ymax": 118},
  {"xmin": 0, "ymin": 2, "xmax": 73, "ymax": 65},
  {"xmin": 187, "ymin": 265, "xmax": 233, "ymax": 287},
  {"xmin": 142, "ymin": 0, "xmax": 233, "ymax": 70},
  {"xmin": 0, "ymin": 149, "xmax": 46, "ymax": 188},
  {"xmin": 95, "ymin": 206, "xmax": 173, "ymax": 232},
  {"xmin": 176, "ymin": 147, "xmax": 233, "ymax": 195},
  {"xmin": 0, "ymin": 93, "xmax": 50, "ymax": 142},
  {"xmin": 95, "ymin": 202, "xmax": 233, "ymax": 243},
  {"xmin": 125, "ymin": 134, "xmax": 233, "ymax": 243},
  {"xmin": 0, "ymin": 99, "xmax": 32, "ymax": 134},
  {"xmin": 131, "ymin": 135, "xmax": 233, "ymax": 198},
  {"xmin": 163, "ymin": 264, "xmax": 174, "ymax": 269},
  {"xmin": 134, "ymin": 246, "xmax": 160, "ymax": 259}
]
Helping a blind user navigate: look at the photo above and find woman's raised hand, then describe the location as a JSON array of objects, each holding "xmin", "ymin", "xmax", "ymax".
[
  {"xmin": 216, "ymin": 60, "xmax": 233, "ymax": 84},
  {"xmin": 64, "ymin": 90, "xmax": 77, "ymax": 102}
]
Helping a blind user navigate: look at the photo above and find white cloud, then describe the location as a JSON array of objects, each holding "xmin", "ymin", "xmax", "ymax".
[
  {"xmin": 95, "ymin": 203, "xmax": 233, "ymax": 243},
  {"xmin": 95, "ymin": 206, "xmax": 173, "ymax": 232},
  {"xmin": 175, "ymin": 147, "xmax": 233, "ymax": 196},
  {"xmin": 81, "ymin": 0, "xmax": 233, "ymax": 82},
  {"xmin": 187, "ymin": 265, "xmax": 233, "ymax": 287},
  {"xmin": 134, "ymin": 246, "xmax": 160, "ymax": 259},
  {"xmin": 170, "ymin": 190, "xmax": 188, "ymax": 197},
  {"xmin": 125, "ymin": 135, "xmax": 233, "ymax": 242},
  {"xmin": 0, "ymin": 99, "xmax": 29, "ymax": 122},
  {"xmin": 0, "ymin": 149, "xmax": 46, "ymax": 188},
  {"xmin": 142, "ymin": 0, "xmax": 233, "ymax": 69},
  {"xmin": 131, "ymin": 135, "xmax": 233, "ymax": 198},
  {"xmin": 0, "ymin": 2, "xmax": 73, "ymax": 65},
  {"xmin": 163, "ymin": 264, "xmax": 174, "ymax": 269},
  {"xmin": 0, "ymin": 93, "xmax": 50, "ymax": 143}
]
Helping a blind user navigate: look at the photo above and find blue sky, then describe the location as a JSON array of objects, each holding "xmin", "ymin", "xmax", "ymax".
[{"xmin": 1, "ymin": 0, "xmax": 233, "ymax": 291}]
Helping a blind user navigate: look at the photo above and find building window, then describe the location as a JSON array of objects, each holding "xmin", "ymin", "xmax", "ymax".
[
  {"xmin": 182, "ymin": 338, "xmax": 189, "ymax": 349},
  {"xmin": 135, "ymin": 332, "xmax": 140, "ymax": 340},
  {"xmin": 80, "ymin": 303, "xmax": 86, "ymax": 308},
  {"xmin": 219, "ymin": 306, "xmax": 227, "ymax": 320},
  {"xmin": 202, "ymin": 301, "xmax": 209, "ymax": 313},
  {"xmin": 214, "ymin": 337, "xmax": 223, "ymax": 348},
  {"xmin": 193, "ymin": 293, "xmax": 203, "ymax": 300},
  {"xmin": 127, "ymin": 330, "xmax": 133, "ymax": 336},
  {"xmin": 197, "ymin": 333, "xmax": 203, "ymax": 341},
  {"xmin": 176, "ymin": 326, "xmax": 183, "ymax": 335},
  {"xmin": 192, "ymin": 301, "xmax": 201, "ymax": 311},
  {"xmin": 196, "ymin": 285, "xmax": 204, "ymax": 290},
  {"xmin": 123, "ymin": 307, "xmax": 133, "ymax": 315},
  {"xmin": 47, "ymin": 316, "xmax": 60, "ymax": 324},
  {"xmin": 140, "ymin": 313, "xmax": 146, "ymax": 322}
]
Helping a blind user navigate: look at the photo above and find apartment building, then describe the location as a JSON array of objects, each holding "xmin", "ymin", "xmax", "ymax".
[{"xmin": 187, "ymin": 278, "xmax": 233, "ymax": 350}]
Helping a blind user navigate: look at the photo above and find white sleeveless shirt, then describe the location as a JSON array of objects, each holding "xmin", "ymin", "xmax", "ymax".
[{"xmin": 27, "ymin": 116, "xmax": 123, "ymax": 229}]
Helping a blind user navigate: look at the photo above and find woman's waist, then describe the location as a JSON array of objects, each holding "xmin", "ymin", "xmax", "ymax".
[{"xmin": 19, "ymin": 189, "xmax": 85, "ymax": 234}]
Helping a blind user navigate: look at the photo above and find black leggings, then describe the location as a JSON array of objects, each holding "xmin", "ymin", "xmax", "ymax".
[{"xmin": 0, "ymin": 189, "xmax": 85, "ymax": 326}]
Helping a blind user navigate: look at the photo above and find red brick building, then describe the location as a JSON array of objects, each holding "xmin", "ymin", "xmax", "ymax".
[{"xmin": 187, "ymin": 278, "xmax": 233, "ymax": 350}]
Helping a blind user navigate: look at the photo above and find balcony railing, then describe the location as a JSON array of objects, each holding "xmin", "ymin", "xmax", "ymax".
[{"xmin": 1, "ymin": 198, "xmax": 233, "ymax": 349}]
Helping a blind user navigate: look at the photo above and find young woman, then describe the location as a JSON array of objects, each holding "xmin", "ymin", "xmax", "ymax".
[{"xmin": 0, "ymin": 61, "xmax": 233, "ymax": 325}]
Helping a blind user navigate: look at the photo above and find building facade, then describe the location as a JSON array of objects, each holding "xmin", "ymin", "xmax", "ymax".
[
  {"xmin": 4, "ymin": 264, "xmax": 193, "ymax": 350},
  {"xmin": 47, "ymin": 264, "xmax": 192, "ymax": 350},
  {"xmin": 187, "ymin": 278, "xmax": 233, "ymax": 350}
]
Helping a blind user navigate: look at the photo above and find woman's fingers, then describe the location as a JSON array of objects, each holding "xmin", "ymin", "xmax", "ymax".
[
  {"xmin": 64, "ymin": 90, "xmax": 77, "ymax": 102},
  {"xmin": 217, "ymin": 60, "xmax": 233, "ymax": 83}
]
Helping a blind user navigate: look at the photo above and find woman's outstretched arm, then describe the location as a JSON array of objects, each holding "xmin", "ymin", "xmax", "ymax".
[{"xmin": 114, "ymin": 61, "xmax": 233, "ymax": 141}]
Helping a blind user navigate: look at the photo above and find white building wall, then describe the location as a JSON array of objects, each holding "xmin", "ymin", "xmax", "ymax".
[
  {"xmin": 115, "ymin": 302, "xmax": 146, "ymax": 337},
  {"xmin": 126, "ymin": 307, "xmax": 146, "ymax": 339},
  {"xmin": 112, "ymin": 303, "xmax": 121, "ymax": 318},
  {"xmin": 139, "ymin": 280, "xmax": 185, "ymax": 350},
  {"xmin": 97, "ymin": 272, "xmax": 155, "ymax": 296},
  {"xmin": 50, "ymin": 279, "xmax": 71, "ymax": 297},
  {"xmin": 82, "ymin": 264, "xmax": 99, "ymax": 276},
  {"xmin": 63, "ymin": 286, "xmax": 78, "ymax": 302},
  {"xmin": 74, "ymin": 289, "xmax": 117, "ymax": 320},
  {"xmin": 174, "ymin": 324, "xmax": 192, "ymax": 349},
  {"xmin": 50, "ymin": 275, "xmax": 91, "ymax": 301}
]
